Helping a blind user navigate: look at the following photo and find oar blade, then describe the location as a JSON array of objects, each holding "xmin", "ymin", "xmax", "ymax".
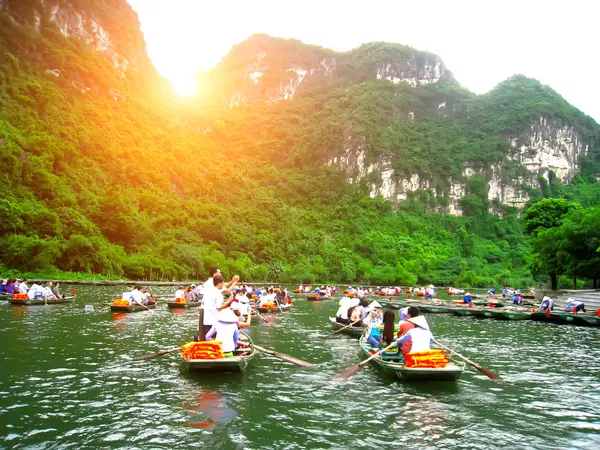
[
  {"xmin": 135, "ymin": 348, "xmax": 178, "ymax": 361},
  {"xmin": 333, "ymin": 364, "xmax": 360, "ymax": 381},
  {"xmin": 474, "ymin": 364, "xmax": 503, "ymax": 380}
]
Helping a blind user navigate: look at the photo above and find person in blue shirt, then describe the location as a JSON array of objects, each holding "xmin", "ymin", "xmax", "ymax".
[
  {"xmin": 539, "ymin": 296, "xmax": 554, "ymax": 311},
  {"xmin": 512, "ymin": 294, "xmax": 523, "ymax": 305},
  {"xmin": 462, "ymin": 292, "xmax": 473, "ymax": 304},
  {"xmin": 564, "ymin": 299, "xmax": 586, "ymax": 313},
  {"xmin": 0, "ymin": 279, "xmax": 6, "ymax": 293}
]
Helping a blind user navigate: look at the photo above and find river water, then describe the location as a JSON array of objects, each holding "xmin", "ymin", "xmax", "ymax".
[{"xmin": 0, "ymin": 286, "xmax": 599, "ymax": 449}]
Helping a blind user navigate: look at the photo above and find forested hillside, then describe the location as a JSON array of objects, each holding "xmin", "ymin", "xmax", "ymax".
[{"xmin": 1, "ymin": 1, "xmax": 599, "ymax": 288}]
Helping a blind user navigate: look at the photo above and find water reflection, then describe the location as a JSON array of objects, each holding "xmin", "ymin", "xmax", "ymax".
[{"xmin": 183, "ymin": 389, "xmax": 237, "ymax": 430}]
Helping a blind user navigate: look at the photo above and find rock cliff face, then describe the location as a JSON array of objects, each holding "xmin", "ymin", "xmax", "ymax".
[
  {"xmin": 1, "ymin": 0, "xmax": 149, "ymax": 78},
  {"xmin": 213, "ymin": 35, "xmax": 453, "ymax": 108},
  {"xmin": 329, "ymin": 117, "xmax": 592, "ymax": 215}
]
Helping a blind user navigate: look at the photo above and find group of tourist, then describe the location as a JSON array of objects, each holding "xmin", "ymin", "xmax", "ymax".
[{"xmin": 0, "ymin": 279, "xmax": 64, "ymax": 300}]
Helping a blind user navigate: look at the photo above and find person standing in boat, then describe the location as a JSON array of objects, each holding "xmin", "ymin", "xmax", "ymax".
[
  {"xmin": 203, "ymin": 267, "xmax": 239, "ymax": 294},
  {"xmin": 564, "ymin": 298, "xmax": 586, "ymax": 313},
  {"xmin": 539, "ymin": 296, "xmax": 554, "ymax": 311},
  {"xmin": 201, "ymin": 275, "xmax": 234, "ymax": 340},
  {"xmin": 396, "ymin": 315, "xmax": 434, "ymax": 354}
]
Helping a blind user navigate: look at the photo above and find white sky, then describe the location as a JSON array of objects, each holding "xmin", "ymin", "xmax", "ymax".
[{"xmin": 128, "ymin": 0, "xmax": 600, "ymax": 122}]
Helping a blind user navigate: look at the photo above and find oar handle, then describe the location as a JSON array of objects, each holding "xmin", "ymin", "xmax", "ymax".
[
  {"xmin": 359, "ymin": 341, "xmax": 397, "ymax": 367},
  {"xmin": 332, "ymin": 318, "xmax": 362, "ymax": 334}
]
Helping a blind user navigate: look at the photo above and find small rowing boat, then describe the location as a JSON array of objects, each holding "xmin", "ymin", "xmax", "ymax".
[
  {"xmin": 359, "ymin": 334, "xmax": 464, "ymax": 381},
  {"xmin": 256, "ymin": 303, "xmax": 292, "ymax": 313},
  {"xmin": 167, "ymin": 300, "xmax": 200, "ymax": 309},
  {"xmin": 9, "ymin": 296, "xmax": 75, "ymax": 306},
  {"xmin": 329, "ymin": 317, "xmax": 367, "ymax": 337},
  {"xmin": 182, "ymin": 334, "xmax": 256, "ymax": 373},
  {"xmin": 110, "ymin": 301, "xmax": 157, "ymax": 312}
]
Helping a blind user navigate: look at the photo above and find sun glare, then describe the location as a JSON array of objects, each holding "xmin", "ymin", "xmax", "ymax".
[{"xmin": 172, "ymin": 75, "xmax": 197, "ymax": 97}]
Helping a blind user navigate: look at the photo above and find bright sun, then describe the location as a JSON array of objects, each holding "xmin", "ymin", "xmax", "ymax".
[{"xmin": 172, "ymin": 75, "xmax": 197, "ymax": 97}]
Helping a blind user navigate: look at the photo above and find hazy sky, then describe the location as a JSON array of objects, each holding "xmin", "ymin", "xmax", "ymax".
[{"xmin": 128, "ymin": 0, "xmax": 599, "ymax": 122}]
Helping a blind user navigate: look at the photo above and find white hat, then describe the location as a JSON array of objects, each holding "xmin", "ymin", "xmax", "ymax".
[
  {"xmin": 339, "ymin": 297, "xmax": 360, "ymax": 308},
  {"xmin": 229, "ymin": 301, "xmax": 240, "ymax": 310},
  {"xmin": 216, "ymin": 308, "xmax": 239, "ymax": 323},
  {"xmin": 407, "ymin": 315, "xmax": 430, "ymax": 330},
  {"xmin": 238, "ymin": 295, "xmax": 249, "ymax": 303},
  {"xmin": 368, "ymin": 300, "xmax": 382, "ymax": 309},
  {"xmin": 428, "ymin": 284, "xmax": 435, "ymax": 288}
]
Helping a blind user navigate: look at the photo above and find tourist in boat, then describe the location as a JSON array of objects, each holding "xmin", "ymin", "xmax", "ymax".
[
  {"xmin": 462, "ymin": 292, "xmax": 473, "ymax": 304},
  {"xmin": 539, "ymin": 296, "xmax": 554, "ymax": 311},
  {"xmin": 486, "ymin": 288, "xmax": 495, "ymax": 299},
  {"xmin": 230, "ymin": 302, "xmax": 252, "ymax": 329},
  {"xmin": 512, "ymin": 293, "xmax": 523, "ymax": 305},
  {"xmin": 203, "ymin": 267, "xmax": 239, "ymax": 294},
  {"xmin": 121, "ymin": 286, "xmax": 132, "ymax": 302},
  {"xmin": 42, "ymin": 282, "xmax": 56, "ymax": 299},
  {"xmin": 18, "ymin": 279, "xmax": 29, "ymax": 294},
  {"xmin": 130, "ymin": 286, "xmax": 144, "ymax": 305},
  {"xmin": 0, "ymin": 279, "xmax": 7, "ymax": 293},
  {"xmin": 259, "ymin": 288, "xmax": 277, "ymax": 307},
  {"xmin": 52, "ymin": 282, "xmax": 63, "ymax": 299},
  {"xmin": 396, "ymin": 316, "xmax": 434, "ymax": 354},
  {"xmin": 425, "ymin": 285, "xmax": 435, "ymax": 300},
  {"xmin": 186, "ymin": 284, "xmax": 200, "ymax": 303},
  {"xmin": 381, "ymin": 310, "xmax": 397, "ymax": 345},
  {"xmin": 201, "ymin": 275, "xmax": 234, "ymax": 339},
  {"xmin": 397, "ymin": 306, "xmax": 419, "ymax": 355},
  {"xmin": 28, "ymin": 283, "xmax": 44, "ymax": 299},
  {"xmin": 142, "ymin": 287, "xmax": 153, "ymax": 304},
  {"xmin": 564, "ymin": 299, "xmax": 586, "ymax": 313},
  {"xmin": 358, "ymin": 299, "xmax": 370, "ymax": 320},
  {"xmin": 205, "ymin": 308, "xmax": 240, "ymax": 357},
  {"xmin": 174, "ymin": 286, "xmax": 185, "ymax": 299},
  {"xmin": 6, "ymin": 279, "xmax": 16, "ymax": 295},
  {"xmin": 364, "ymin": 310, "xmax": 383, "ymax": 348},
  {"xmin": 236, "ymin": 290, "xmax": 250, "ymax": 318}
]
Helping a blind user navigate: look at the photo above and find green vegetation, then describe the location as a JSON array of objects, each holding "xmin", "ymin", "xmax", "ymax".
[{"xmin": 1, "ymin": 6, "xmax": 599, "ymax": 288}]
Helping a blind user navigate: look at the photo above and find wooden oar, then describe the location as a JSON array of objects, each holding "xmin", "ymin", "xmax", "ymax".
[
  {"xmin": 432, "ymin": 339, "xmax": 502, "ymax": 380},
  {"xmin": 332, "ymin": 317, "xmax": 362, "ymax": 334},
  {"xmin": 250, "ymin": 307, "xmax": 271, "ymax": 323},
  {"xmin": 135, "ymin": 346, "xmax": 180, "ymax": 361},
  {"xmin": 253, "ymin": 344, "xmax": 313, "ymax": 368},
  {"xmin": 333, "ymin": 341, "xmax": 397, "ymax": 381},
  {"xmin": 133, "ymin": 300, "xmax": 155, "ymax": 313}
]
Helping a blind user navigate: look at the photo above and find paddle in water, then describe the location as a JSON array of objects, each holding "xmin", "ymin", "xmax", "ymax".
[
  {"xmin": 135, "ymin": 346, "xmax": 181, "ymax": 361},
  {"xmin": 253, "ymin": 344, "xmax": 313, "ymax": 368},
  {"xmin": 334, "ymin": 341, "xmax": 397, "ymax": 381},
  {"xmin": 432, "ymin": 339, "xmax": 502, "ymax": 380}
]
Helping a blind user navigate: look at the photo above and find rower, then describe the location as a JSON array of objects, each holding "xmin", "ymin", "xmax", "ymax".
[
  {"xmin": 364, "ymin": 310, "xmax": 383, "ymax": 348},
  {"xmin": 512, "ymin": 293, "xmax": 523, "ymax": 305},
  {"xmin": 398, "ymin": 306, "xmax": 420, "ymax": 355},
  {"xmin": 396, "ymin": 315, "xmax": 433, "ymax": 354},
  {"xmin": 462, "ymin": 292, "xmax": 473, "ymax": 304},
  {"xmin": 564, "ymin": 298, "xmax": 586, "ymax": 313},
  {"xmin": 539, "ymin": 296, "xmax": 554, "ymax": 311}
]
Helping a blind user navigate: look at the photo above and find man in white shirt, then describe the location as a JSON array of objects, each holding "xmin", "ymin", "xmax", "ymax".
[
  {"xmin": 203, "ymin": 267, "xmax": 239, "ymax": 293},
  {"xmin": 201, "ymin": 275, "xmax": 234, "ymax": 339},
  {"xmin": 131, "ymin": 286, "xmax": 144, "ymax": 305},
  {"xmin": 174, "ymin": 286, "xmax": 185, "ymax": 299},
  {"xmin": 18, "ymin": 279, "xmax": 29, "ymax": 294}
]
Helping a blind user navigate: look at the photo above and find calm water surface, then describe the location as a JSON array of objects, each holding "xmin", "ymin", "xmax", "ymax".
[{"xmin": 0, "ymin": 286, "xmax": 599, "ymax": 449}]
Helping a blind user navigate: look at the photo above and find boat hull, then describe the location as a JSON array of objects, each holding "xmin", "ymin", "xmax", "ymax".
[
  {"xmin": 359, "ymin": 342, "xmax": 464, "ymax": 381},
  {"xmin": 167, "ymin": 301, "xmax": 200, "ymax": 309},
  {"xmin": 182, "ymin": 336, "xmax": 255, "ymax": 373},
  {"xmin": 9, "ymin": 297, "xmax": 75, "ymax": 306},
  {"xmin": 110, "ymin": 302, "xmax": 157, "ymax": 312},
  {"xmin": 329, "ymin": 317, "xmax": 366, "ymax": 337},
  {"xmin": 256, "ymin": 303, "xmax": 292, "ymax": 313}
]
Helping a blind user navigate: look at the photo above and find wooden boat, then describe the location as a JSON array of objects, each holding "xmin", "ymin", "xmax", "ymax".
[
  {"xmin": 573, "ymin": 314, "xmax": 600, "ymax": 327},
  {"xmin": 359, "ymin": 336, "xmax": 464, "ymax": 381},
  {"xmin": 256, "ymin": 303, "xmax": 292, "ymax": 313},
  {"xmin": 486, "ymin": 308, "xmax": 532, "ymax": 320},
  {"xmin": 9, "ymin": 296, "xmax": 75, "ymax": 306},
  {"xmin": 110, "ymin": 301, "xmax": 157, "ymax": 312},
  {"xmin": 530, "ymin": 310, "xmax": 576, "ymax": 325},
  {"xmin": 306, "ymin": 294, "xmax": 332, "ymax": 301},
  {"xmin": 182, "ymin": 334, "xmax": 256, "ymax": 373},
  {"xmin": 0, "ymin": 293, "xmax": 12, "ymax": 301},
  {"xmin": 329, "ymin": 317, "xmax": 367, "ymax": 337},
  {"xmin": 167, "ymin": 300, "xmax": 200, "ymax": 309}
]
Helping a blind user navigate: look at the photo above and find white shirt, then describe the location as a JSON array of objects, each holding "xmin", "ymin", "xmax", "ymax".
[
  {"xmin": 203, "ymin": 285, "xmax": 224, "ymax": 326},
  {"xmin": 174, "ymin": 289, "xmax": 185, "ymax": 299},
  {"xmin": 42, "ymin": 287, "xmax": 55, "ymax": 298},
  {"xmin": 122, "ymin": 291, "xmax": 132, "ymax": 301},
  {"xmin": 27, "ymin": 284, "xmax": 41, "ymax": 299},
  {"xmin": 206, "ymin": 321, "xmax": 238, "ymax": 352},
  {"xmin": 132, "ymin": 290, "xmax": 143, "ymax": 303},
  {"xmin": 18, "ymin": 282, "xmax": 29, "ymax": 294},
  {"xmin": 336, "ymin": 305, "xmax": 349, "ymax": 319},
  {"xmin": 399, "ymin": 327, "xmax": 434, "ymax": 353},
  {"xmin": 259, "ymin": 293, "xmax": 276, "ymax": 306}
]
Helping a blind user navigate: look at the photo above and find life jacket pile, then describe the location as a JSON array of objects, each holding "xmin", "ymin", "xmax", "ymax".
[
  {"xmin": 113, "ymin": 298, "xmax": 130, "ymax": 306},
  {"xmin": 181, "ymin": 341, "xmax": 225, "ymax": 359},
  {"xmin": 174, "ymin": 297, "xmax": 186, "ymax": 303},
  {"xmin": 12, "ymin": 293, "xmax": 28, "ymax": 300},
  {"xmin": 404, "ymin": 349, "xmax": 449, "ymax": 368},
  {"xmin": 261, "ymin": 301, "xmax": 276, "ymax": 308}
]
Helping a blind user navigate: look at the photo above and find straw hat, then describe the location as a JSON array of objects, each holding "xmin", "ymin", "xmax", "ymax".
[
  {"xmin": 399, "ymin": 307, "xmax": 409, "ymax": 321},
  {"xmin": 428, "ymin": 284, "xmax": 435, "ymax": 289},
  {"xmin": 238, "ymin": 295, "xmax": 249, "ymax": 303},
  {"xmin": 407, "ymin": 315, "xmax": 430, "ymax": 330},
  {"xmin": 368, "ymin": 300, "xmax": 382, "ymax": 309},
  {"xmin": 216, "ymin": 308, "xmax": 238, "ymax": 323},
  {"xmin": 339, "ymin": 297, "xmax": 360, "ymax": 308},
  {"xmin": 229, "ymin": 301, "xmax": 240, "ymax": 311}
]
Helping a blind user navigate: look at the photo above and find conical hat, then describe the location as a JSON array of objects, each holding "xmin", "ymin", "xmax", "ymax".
[
  {"xmin": 216, "ymin": 308, "xmax": 238, "ymax": 323},
  {"xmin": 339, "ymin": 296, "xmax": 359, "ymax": 307},
  {"xmin": 407, "ymin": 315, "xmax": 430, "ymax": 330},
  {"xmin": 368, "ymin": 300, "xmax": 382, "ymax": 309}
]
